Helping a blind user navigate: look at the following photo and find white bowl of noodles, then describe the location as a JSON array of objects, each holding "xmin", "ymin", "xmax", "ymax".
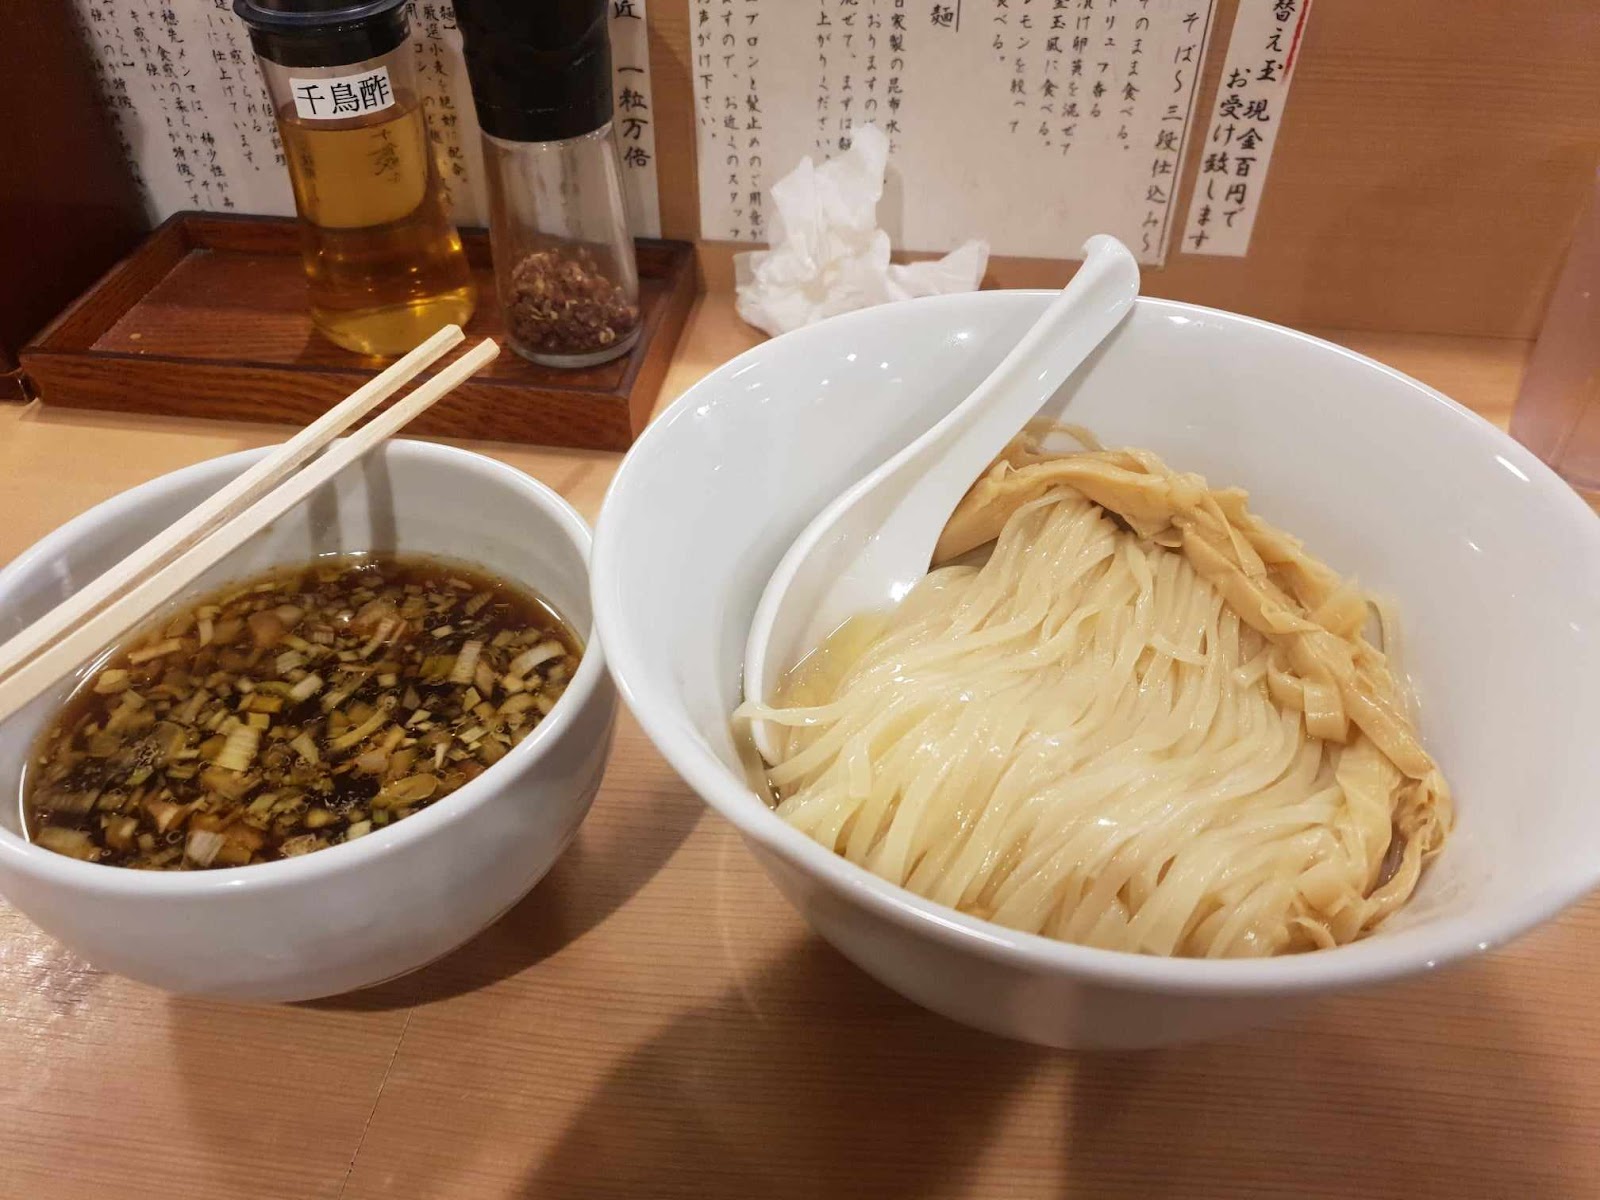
[{"xmin": 591, "ymin": 292, "xmax": 1600, "ymax": 1049}]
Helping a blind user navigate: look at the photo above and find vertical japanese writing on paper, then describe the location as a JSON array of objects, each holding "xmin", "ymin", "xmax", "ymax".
[
  {"xmin": 1179, "ymin": 0, "xmax": 1310, "ymax": 256},
  {"xmin": 692, "ymin": 0, "xmax": 1219, "ymax": 264},
  {"xmin": 68, "ymin": 0, "xmax": 662, "ymax": 235}
]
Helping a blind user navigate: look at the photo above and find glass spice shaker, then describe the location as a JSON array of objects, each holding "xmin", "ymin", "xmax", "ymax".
[
  {"xmin": 455, "ymin": 0, "xmax": 641, "ymax": 368},
  {"xmin": 233, "ymin": 0, "xmax": 476, "ymax": 357}
]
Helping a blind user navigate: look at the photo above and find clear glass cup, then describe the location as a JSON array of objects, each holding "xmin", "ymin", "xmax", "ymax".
[
  {"xmin": 1510, "ymin": 167, "xmax": 1600, "ymax": 499},
  {"xmin": 480, "ymin": 125, "xmax": 641, "ymax": 368}
]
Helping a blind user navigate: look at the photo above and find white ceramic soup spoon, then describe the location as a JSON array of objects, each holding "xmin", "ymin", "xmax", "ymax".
[{"xmin": 742, "ymin": 234, "xmax": 1141, "ymax": 762}]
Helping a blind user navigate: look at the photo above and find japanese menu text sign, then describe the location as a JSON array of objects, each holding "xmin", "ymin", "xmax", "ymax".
[
  {"xmin": 691, "ymin": 0, "xmax": 1219, "ymax": 265},
  {"xmin": 1180, "ymin": 0, "xmax": 1311, "ymax": 256}
]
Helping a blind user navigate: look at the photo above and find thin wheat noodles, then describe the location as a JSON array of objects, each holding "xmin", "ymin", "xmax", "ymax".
[{"xmin": 738, "ymin": 434, "xmax": 1451, "ymax": 958}]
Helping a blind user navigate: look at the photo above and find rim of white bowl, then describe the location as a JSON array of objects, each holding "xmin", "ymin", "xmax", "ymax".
[
  {"xmin": 0, "ymin": 438, "xmax": 608, "ymax": 897},
  {"xmin": 593, "ymin": 290, "xmax": 1600, "ymax": 997}
]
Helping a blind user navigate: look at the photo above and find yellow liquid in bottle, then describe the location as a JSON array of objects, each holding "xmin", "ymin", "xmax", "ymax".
[{"xmin": 279, "ymin": 98, "xmax": 476, "ymax": 357}]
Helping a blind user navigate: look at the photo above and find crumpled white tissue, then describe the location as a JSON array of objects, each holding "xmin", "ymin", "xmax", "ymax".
[{"xmin": 734, "ymin": 123, "xmax": 989, "ymax": 337}]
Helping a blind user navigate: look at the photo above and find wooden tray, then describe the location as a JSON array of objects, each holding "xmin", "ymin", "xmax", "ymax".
[{"xmin": 19, "ymin": 212, "xmax": 697, "ymax": 450}]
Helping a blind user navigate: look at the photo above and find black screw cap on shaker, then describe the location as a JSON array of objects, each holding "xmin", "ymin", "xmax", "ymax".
[
  {"xmin": 454, "ymin": 0, "xmax": 613, "ymax": 143},
  {"xmin": 232, "ymin": 0, "xmax": 411, "ymax": 68}
]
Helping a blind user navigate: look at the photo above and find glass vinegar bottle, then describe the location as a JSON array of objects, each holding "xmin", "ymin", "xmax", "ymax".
[{"xmin": 237, "ymin": 0, "xmax": 475, "ymax": 357}]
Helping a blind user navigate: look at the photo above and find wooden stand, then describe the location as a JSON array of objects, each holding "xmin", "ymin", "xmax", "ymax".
[{"xmin": 19, "ymin": 213, "xmax": 698, "ymax": 451}]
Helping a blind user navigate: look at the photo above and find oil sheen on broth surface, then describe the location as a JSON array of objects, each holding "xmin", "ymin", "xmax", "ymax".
[{"xmin": 24, "ymin": 556, "xmax": 580, "ymax": 869}]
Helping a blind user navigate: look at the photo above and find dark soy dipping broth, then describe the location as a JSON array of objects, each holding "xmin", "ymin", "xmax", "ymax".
[{"xmin": 22, "ymin": 555, "xmax": 581, "ymax": 870}]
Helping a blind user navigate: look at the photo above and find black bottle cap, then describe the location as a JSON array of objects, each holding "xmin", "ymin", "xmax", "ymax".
[
  {"xmin": 232, "ymin": 0, "xmax": 410, "ymax": 69},
  {"xmin": 454, "ymin": 0, "xmax": 613, "ymax": 143}
]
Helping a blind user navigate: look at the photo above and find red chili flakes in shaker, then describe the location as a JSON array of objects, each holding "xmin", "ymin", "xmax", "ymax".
[{"xmin": 506, "ymin": 246, "xmax": 641, "ymax": 358}]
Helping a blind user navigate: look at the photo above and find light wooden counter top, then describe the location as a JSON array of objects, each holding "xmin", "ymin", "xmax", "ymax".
[{"xmin": 3, "ymin": 298, "xmax": 1595, "ymax": 1200}]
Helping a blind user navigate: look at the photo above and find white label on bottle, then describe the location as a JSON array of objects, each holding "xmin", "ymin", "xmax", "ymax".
[{"xmin": 287, "ymin": 65, "xmax": 396, "ymax": 121}]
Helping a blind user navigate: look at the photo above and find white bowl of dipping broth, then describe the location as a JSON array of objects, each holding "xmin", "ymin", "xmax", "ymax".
[
  {"xmin": 0, "ymin": 439, "xmax": 615, "ymax": 1002},
  {"xmin": 592, "ymin": 292, "xmax": 1600, "ymax": 1049}
]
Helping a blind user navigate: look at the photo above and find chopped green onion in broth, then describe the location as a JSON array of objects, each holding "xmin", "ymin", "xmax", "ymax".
[{"xmin": 22, "ymin": 555, "xmax": 581, "ymax": 870}]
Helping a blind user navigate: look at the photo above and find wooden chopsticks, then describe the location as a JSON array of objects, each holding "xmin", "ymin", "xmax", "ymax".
[
  {"xmin": 0, "ymin": 324, "xmax": 465, "ymax": 687},
  {"xmin": 0, "ymin": 329, "xmax": 500, "ymax": 727}
]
